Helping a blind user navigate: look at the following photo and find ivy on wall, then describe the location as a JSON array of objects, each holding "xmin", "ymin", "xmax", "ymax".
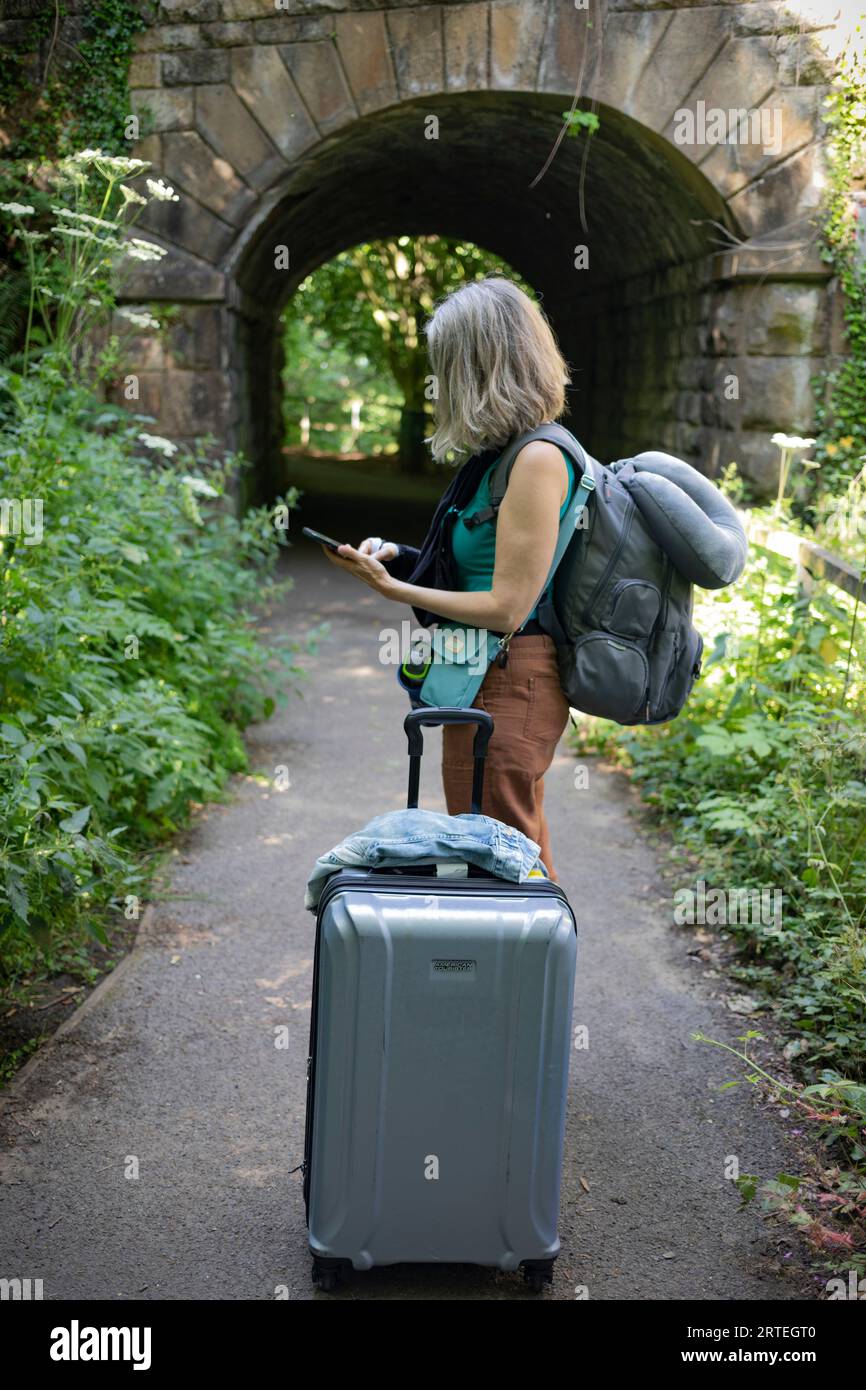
[
  {"xmin": 0, "ymin": 0, "xmax": 148, "ymax": 160},
  {"xmin": 811, "ymin": 33, "xmax": 866, "ymax": 503}
]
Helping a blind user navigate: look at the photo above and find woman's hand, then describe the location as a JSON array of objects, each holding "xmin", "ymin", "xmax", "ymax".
[
  {"xmin": 358, "ymin": 536, "xmax": 399, "ymax": 562},
  {"xmin": 324, "ymin": 541, "xmax": 397, "ymax": 595}
]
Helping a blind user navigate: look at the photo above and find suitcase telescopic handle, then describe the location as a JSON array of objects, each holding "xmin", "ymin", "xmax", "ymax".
[{"xmin": 404, "ymin": 707, "xmax": 494, "ymax": 815}]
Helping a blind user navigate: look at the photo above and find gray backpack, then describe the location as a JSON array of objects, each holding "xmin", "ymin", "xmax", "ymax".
[{"xmin": 476, "ymin": 424, "xmax": 748, "ymax": 725}]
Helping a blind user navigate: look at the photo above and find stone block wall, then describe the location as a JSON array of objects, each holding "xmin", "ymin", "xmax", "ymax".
[{"xmin": 570, "ymin": 263, "xmax": 834, "ymax": 490}]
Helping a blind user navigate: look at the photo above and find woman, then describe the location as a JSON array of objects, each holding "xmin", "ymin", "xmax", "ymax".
[{"xmin": 324, "ymin": 276, "xmax": 575, "ymax": 881}]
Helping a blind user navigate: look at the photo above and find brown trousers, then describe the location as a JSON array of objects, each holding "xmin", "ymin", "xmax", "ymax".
[{"xmin": 441, "ymin": 634, "xmax": 570, "ymax": 880}]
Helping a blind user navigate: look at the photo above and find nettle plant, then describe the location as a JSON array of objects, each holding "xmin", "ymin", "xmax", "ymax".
[{"xmin": 0, "ymin": 153, "xmax": 298, "ymax": 981}]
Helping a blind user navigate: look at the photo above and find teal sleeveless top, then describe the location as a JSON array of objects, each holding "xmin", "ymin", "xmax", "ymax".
[{"xmin": 451, "ymin": 447, "xmax": 575, "ymax": 622}]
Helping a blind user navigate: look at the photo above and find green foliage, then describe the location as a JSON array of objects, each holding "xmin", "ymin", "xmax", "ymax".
[
  {"xmin": 574, "ymin": 541, "xmax": 866, "ymax": 1081},
  {"xmin": 282, "ymin": 312, "xmax": 402, "ymax": 457},
  {"xmin": 0, "ymin": 382, "xmax": 298, "ymax": 983},
  {"xmin": 695, "ymin": 1031, "xmax": 866, "ymax": 1274},
  {"xmin": 282, "ymin": 237, "xmax": 533, "ymax": 469},
  {"xmin": 0, "ymin": 156, "xmax": 300, "ymax": 984},
  {"xmin": 804, "ymin": 35, "xmax": 866, "ymax": 509},
  {"xmin": 0, "ymin": 1037, "xmax": 41, "ymax": 1087},
  {"xmin": 810, "ymin": 460, "xmax": 866, "ymax": 566},
  {"xmin": 562, "ymin": 109, "xmax": 600, "ymax": 138}
]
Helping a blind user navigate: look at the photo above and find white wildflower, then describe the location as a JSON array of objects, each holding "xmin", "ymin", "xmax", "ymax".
[
  {"xmin": 771, "ymin": 433, "xmax": 815, "ymax": 450},
  {"xmin": 118, "ymin": 308, "xmax": 160, "ymax": 331},
  {"xmin": 124, "ymin": 237, "xmax": 168, "ymax": 262},
  {"xmin": 146, "ymin": 178, "xmax": 179, "ymax": 203},
  {"xmin": 0, "ymin": 202, "xmax": 35, "ymax": 216},
  {"xmin": 54, "ymin": 224, "xmax": 123, "ymax": 252},
  {"xmin": 96, "ymin": 155, "xmax": 149, "ymax": 177},
  {"xmin": 51, "ymin": 207, "xmax": 119, "ymax": 231},
  {"xmin": 180, "ymin": 475, "xmax": 219, "ymax": 498},
  {"xmin": 138, "ymin": 433, "xmax": 178, "ymax": 457},
  {"xmin": 119, "ymin": 185, "xmax": 147, "ymax": 206}
]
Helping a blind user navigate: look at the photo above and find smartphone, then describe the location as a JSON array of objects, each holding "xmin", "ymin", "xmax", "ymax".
[{"xmin": 301, "ymin": 526, "xmax": 346, "ymax": 554}]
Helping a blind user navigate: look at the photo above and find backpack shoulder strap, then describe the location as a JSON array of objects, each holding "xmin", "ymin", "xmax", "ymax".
[
  {"xmin": 463, "ymin": 424, "xmax": 588, "ymax": 529},
  {"xmin": 512, "ymin": 451, "xmax": 597, "ymax": 640},
  {"xmin": 493, "ymin": 423, "xmax": 588, "ymax": 508}
]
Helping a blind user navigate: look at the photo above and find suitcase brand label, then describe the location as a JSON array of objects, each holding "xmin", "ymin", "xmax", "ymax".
[{"xmin": 431, "ymin": 958, "xmax": 476, "ymax": 977}]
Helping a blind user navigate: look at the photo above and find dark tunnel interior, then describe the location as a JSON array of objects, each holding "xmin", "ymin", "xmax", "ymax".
[{"xmin": 232, "ymin": 91, "xmax": 739, "ymax": 535}]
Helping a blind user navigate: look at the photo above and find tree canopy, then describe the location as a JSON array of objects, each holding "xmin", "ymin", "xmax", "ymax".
[{"xmin": 281, "ymin": 236, "xmax": 533, "ymax": 471}]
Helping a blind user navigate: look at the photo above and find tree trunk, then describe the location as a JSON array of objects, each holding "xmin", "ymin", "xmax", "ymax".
[{"xmin": 398, "ymin": 405, "xmax": 429, "ymax": 475}]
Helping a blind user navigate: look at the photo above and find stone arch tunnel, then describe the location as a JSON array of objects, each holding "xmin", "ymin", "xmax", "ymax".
[{"xmin": 118, "ymin": 0, "xmax": 845, "ymax": 503}]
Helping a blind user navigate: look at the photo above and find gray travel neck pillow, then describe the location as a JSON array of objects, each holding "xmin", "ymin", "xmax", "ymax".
[{"xmin": 610, "ymin": 451, "xmax": 749, "ymax": 590}]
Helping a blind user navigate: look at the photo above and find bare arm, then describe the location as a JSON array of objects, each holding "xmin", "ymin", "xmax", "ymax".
[{"xmin": 324, "ymin": 441, "xmax": 569, "ymax": 632}]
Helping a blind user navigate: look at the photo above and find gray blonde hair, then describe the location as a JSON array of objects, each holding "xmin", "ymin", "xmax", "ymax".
[{"xmin": 424, "ymin": 276, "xmax": 570, "ymax": 463}]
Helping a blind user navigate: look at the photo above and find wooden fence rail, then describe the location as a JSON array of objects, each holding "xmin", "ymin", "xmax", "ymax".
[{"xmin": 743, "ymin": 515, "xmax": 865, "ymax": 603}]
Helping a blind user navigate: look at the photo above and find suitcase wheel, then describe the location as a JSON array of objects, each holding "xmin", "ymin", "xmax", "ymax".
[
  {"xmin": 311, "ymin": 1257, "xmax": 343, "ymax": 1293},
  {"xmin": 522, "ymin": 1259, "xmax": 555, "ymax": 1293}
]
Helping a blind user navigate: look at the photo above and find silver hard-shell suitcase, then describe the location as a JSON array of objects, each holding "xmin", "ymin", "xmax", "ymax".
[{"xmin": 302, "ymin": 708, "xmax": 578, "ymax": 1292}]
